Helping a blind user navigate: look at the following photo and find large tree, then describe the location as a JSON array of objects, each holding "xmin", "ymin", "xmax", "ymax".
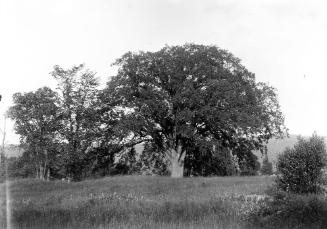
[
  {"xmin": 103, "ymin": 44, "xmax": 287, "ymax": 177},
  {"xmin": 8, "ymin": 87, "xmax": 60, "ymax": 180}
]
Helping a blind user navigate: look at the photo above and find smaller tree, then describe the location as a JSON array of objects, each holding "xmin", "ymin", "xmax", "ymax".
[
  {"xmin": 276, "ymin": 134, "xmax": 327, "ymax": 194},
  {"xmin": 51, "ymin": 64, "xmax": 101, "ymax": 180},
  {"xmin": 8, "ymin": 87, "xmax": 60, "ymax": 180}
]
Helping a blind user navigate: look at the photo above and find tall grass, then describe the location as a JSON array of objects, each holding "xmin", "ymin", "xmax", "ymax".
[
  {"xmin": 247, "ymin": 187, "xmax": 327, "ymax": 229},
  {"xmin": 2, "ymin": 176, "xmax": 274, "ymax": 229}
]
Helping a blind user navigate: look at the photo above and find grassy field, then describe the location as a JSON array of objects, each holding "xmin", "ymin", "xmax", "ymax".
[{"xmin": 1, "ymin": 176, "xmax": 274, "ymax": 229}]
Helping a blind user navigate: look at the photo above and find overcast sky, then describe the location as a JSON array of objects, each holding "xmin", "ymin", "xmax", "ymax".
[{"xmin": 1, "ymin": 0, "xmax": 327, "ymax": 144}]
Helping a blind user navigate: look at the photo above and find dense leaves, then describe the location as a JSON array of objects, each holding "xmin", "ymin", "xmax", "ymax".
[
  {"xmin": 236, "ymin": 147, "xmax": 261, "ymax": 176},
  {"xmin": 184, "ymin": 143, "xmax": 238, "ymax": 176},
  {"xmin": 276, "ymin": 134, "xmax": 327, "ymax": 194},
  {"xmin": 50, "ymin": 64, "xmax": 104, "ymax": 180},
  {"xmin": 8, "ymin": 87, "xmax": 60, "ymax": 180},
  {"xmin": 51, "ymin": 64, "xmax": 100, "ymax": 153},
  {"xmin": 136, "ymin": 142, "xmax": 169, "ymax": 176},
  {"xmin": 8, "ymin": 87, "xmax": 61, "ymax": 179},
  {"xmin": 103, "ymin": 44, "xmax": 286, "ymax": 176}
]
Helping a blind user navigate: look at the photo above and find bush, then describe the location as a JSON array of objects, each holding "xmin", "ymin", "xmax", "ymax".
[
  {"xmin": 276, "ymin": 134, "xmax": 327, "ymax": 194},
  {"xmin": 247, "ymin": 187, "xmax": 327, "ymax": 229}
]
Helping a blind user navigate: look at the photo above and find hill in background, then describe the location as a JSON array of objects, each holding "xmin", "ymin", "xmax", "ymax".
[{"xmin": 254, "ymin": 134, "xmax": 327, "ymax": 167}]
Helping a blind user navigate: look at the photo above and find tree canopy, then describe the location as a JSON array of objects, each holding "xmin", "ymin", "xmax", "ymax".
[
  {"xmin": 50, "ymin": 64, "xmax": 106, "ymax": 180},
  {"xmin": 8, "ymin": 87, "xmax": 60, "ymax": 180},
  {"xmin": 7, "ymin": 44, "xmax": 287, "ymax": 179},
  {"xmin": 103, "ymin": 43, "xmax": 287, "ymax": 177}
]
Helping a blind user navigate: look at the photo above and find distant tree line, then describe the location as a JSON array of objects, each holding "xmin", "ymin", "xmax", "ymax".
[{"xmin": 3, "ymin": 44, "xmax": 286, "ymax": 180}]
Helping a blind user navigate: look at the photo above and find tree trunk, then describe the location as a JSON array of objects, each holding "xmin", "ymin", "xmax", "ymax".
[
  {"xmin": 44, "ymin": 149, "xmax": 49, "ymax": 181},
  {"xmin": 168, "ymin": 144, "xmax": 186, "ymax": 178}
]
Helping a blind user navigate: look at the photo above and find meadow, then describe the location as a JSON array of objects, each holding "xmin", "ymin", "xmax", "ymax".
[{"xmin": 0, "ymin": 176, "xmax": 274, "ymax": 229}]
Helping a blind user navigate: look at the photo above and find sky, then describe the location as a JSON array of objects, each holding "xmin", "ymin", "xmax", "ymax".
[{"xmin": 1, "ymin": 0, "xmax": 327, "ymax": 144}]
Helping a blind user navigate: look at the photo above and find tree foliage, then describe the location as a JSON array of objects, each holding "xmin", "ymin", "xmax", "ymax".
[
  {"xmin": 184, "ymin": 143, "xmax": 238, "ymax": 176},
  {"xmin": 51, "ymin": 64, "xmax": 100, "ymax": 150},
  {"xmin": 8, "ymin": 87, "xmax": 60, "ymax": 180},
  {"xmin": 103, "ymin": 44, "xmax": 286, "ymax": 177},
  {"xmin": 235, "ymin": 146, "xmax": 261, "ymax": 176},
  {"xmin": 50, "ymin": 64, "xmax": 103, "ymax": 180},
  {"xmin": 276, "ymin": 134, "xmax": 327, "ymax": 194},
  {"xmin": 136, "ymin": 142, "xmax": 169, "ymax": 176}
]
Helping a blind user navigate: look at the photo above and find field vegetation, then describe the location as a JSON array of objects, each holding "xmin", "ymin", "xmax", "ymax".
[{"xmin": 1, "ymin": 176, "xmax": 274, "ymax": 229}]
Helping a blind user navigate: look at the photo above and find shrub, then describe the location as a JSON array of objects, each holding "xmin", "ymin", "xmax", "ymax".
[
  {"xmin": 247, "ymin": 187, "xmax": 327, "ymax": 229},
  {"xmin": 276, "ymin": 134, "xmax": 327, "ymax": 194}
]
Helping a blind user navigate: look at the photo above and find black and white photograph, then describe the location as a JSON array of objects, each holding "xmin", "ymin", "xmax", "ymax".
[{"xmin": 1, "ymin": 0, "xmax": 327, "ymax": 228}]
